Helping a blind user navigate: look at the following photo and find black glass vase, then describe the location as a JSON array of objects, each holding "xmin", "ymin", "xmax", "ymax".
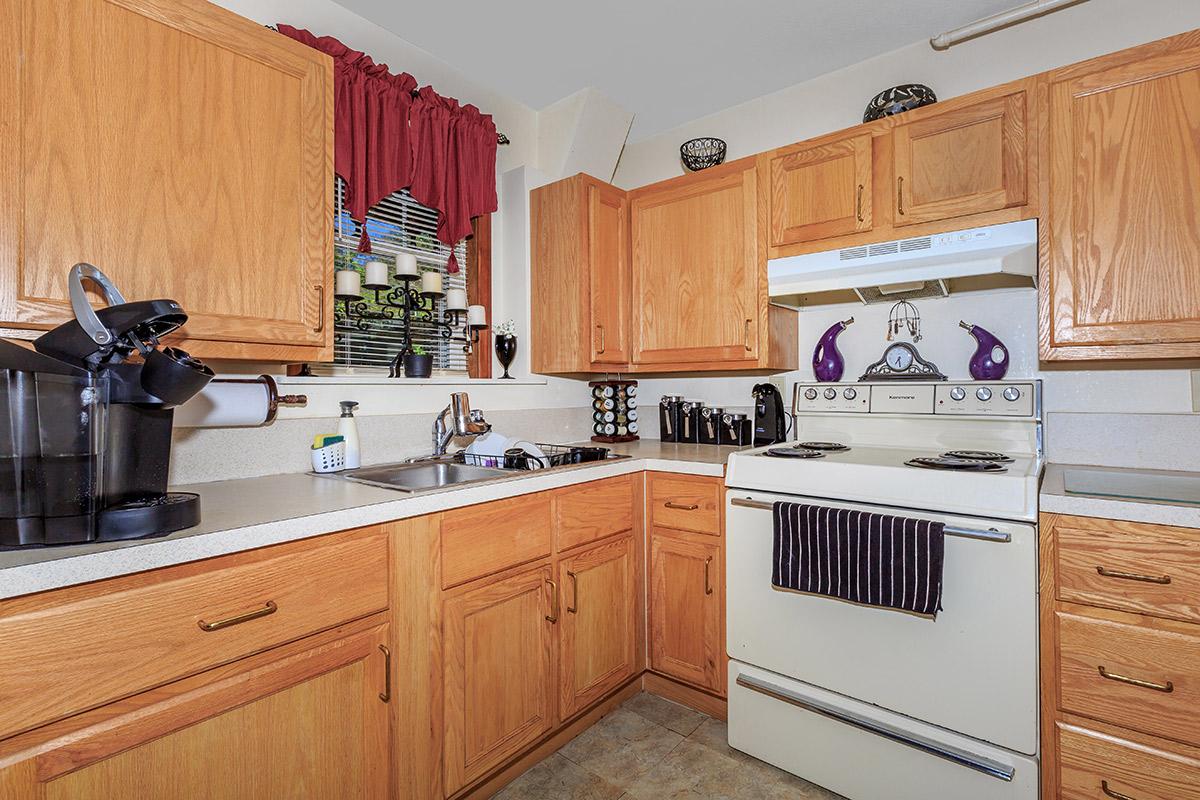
[{"xmin": 495, "ymin": 334, "xmax": 517, "ymax": 380}]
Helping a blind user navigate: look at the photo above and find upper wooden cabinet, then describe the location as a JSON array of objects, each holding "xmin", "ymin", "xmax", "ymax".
[
  {"xmin": 891, "ymin": 90, "xmax": 1028, "ymax": 226},
  {"xmin": 0, "ymin": 0, "xmax": 334, "ymax": 362},
  {"xmin": 1041, "ymin": 30, "xmax": 1200, "ymax": 361},
  {"xmin": 531, "ymin": 174, "xmax": 631, "ymax": 373},
  {"xmin": 768, "ymin": 133, "xmax": 873, "ymax": 246}
]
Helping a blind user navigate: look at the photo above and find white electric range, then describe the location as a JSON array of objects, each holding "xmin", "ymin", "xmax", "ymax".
[{"xmin": 724, "ymin": 379, "xmax": 1043, "ymax": 800}]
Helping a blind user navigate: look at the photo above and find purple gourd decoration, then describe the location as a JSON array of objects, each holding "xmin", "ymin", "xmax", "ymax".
[
  {"xmin": 812, "ymin": 317, "xmax": 854, "ymax": 382},
  {"xmin": 960, "ymin": 320, "xmax": 1009, "ymax": 380}
]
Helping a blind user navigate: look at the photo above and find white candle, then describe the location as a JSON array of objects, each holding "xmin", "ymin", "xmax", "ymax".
[
  {"xmin": 445, "ymin": 288, "xmax": 468, "ymax": 311},
  {"xmin": 334, "ymin": 268, "xmax": 361, "ymax": 298},
  {"xmin": 364, "ymin": 260, "xmax": 388, "ymax": 287},
  {"xmin": 394, "ymin": 253, "xmax": 419, "ymax": 278},
  {"xmin": 421, "ymin": 271, "xmax": 444, "ymax": 295},
  {"xmin": 467, "ymin": 304, "xmax": 487, "ymax": 328}
]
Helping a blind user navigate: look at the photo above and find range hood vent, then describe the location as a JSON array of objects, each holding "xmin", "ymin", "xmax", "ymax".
[{"xmin": 769, "ymin": 219, "xmax": 1037, "ymax": 306}]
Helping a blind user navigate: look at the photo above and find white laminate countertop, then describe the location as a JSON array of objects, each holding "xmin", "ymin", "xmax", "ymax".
[
  {"xmin": 0, "ymin": 440, "xmax": 738, "ymax": 601},
  {"xmin": 1041, "ymin": 463, "xmax": 1200, "ymax": 529}
]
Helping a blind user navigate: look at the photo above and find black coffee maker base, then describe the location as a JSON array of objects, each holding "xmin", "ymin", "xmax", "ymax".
[{"xmin": 0, "ymin": 493, "xmax": 201, "ymax": 548}]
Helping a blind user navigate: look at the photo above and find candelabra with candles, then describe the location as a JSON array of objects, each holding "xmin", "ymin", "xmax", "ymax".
[{"xmin": 333, "ymin": 254, "xmax": 487, "ymax": 377}]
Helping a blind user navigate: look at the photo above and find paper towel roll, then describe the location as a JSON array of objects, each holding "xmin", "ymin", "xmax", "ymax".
[{"xmin": 174, "ymin": 376, "xmax": 306, "ymax": 428}]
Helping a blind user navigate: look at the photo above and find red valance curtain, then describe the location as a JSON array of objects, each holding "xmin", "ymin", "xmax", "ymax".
[{"xmin": 278, "ymin": 25, "xmax": 498, "ymax": 272}]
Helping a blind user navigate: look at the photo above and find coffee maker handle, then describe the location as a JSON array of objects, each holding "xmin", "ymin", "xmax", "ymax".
[{"xmin": 68, "ymin": 263, "xmax": 128, "ymax": 346}]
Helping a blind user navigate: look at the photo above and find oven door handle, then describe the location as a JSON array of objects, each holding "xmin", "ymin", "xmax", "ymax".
[
  {"xmin": 728, "ymin": 497, "xmax": 1012, "ymax": 543},
  {"xmin": 735, "ymin": 673, "xmax": 1016, "ymax": 782}
]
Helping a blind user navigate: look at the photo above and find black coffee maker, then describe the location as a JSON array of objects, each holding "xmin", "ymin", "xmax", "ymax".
[
  {"xmin": 752, "ymin": 383, "xmax": 787, "ymax": 446},
  {"xmin": 0, "ymin": 264, "xmax": 214, "ymax": 547}
]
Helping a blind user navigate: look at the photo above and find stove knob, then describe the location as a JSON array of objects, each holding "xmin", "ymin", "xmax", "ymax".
[
  {"xmin": 976, "ymin": 387, "xmax": 993, "ymax": 402},
  {"xmin": 843, "ymin": 388, "xmax": 857, "ymax": 400},
  {"xmin": 1003, "ymin": 387, "xmax": 1021, "ymax": 402},
  {"xmin": 949, "ymin": 387, "xmax": 966, "ymax": 401},
  {"xmin": 823, "ymin": 388, "xmax": 837, "ymax": 400},
  {"xmin": 804, "ymin": 388, "xmax": 818, "ymax": 401}
]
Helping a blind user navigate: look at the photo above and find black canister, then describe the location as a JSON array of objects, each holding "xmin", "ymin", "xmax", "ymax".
[
  {"xmin": 720, "ymin": 412, "xmax": 752, "ymax": 446},
  {"xmin": 659, "ymin": 395, "xmax": 682, "ymax": 443},
  {"xmin": 698, "ymin": 406, "xmax": 723, "ymax": 445},
  {"xmin": 678, "ymin": 400, "xmax": 701, "ymax": 444}
]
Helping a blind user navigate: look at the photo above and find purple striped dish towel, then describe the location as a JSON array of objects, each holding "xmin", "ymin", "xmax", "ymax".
[{"xmin": 772, "ymin": 502, "xmax": 945, "ymax": 617}]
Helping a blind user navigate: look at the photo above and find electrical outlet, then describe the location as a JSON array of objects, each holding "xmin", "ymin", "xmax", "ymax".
[{"xmin": 769, "ymin": 374, "xmax": 787, "ymax": 397}]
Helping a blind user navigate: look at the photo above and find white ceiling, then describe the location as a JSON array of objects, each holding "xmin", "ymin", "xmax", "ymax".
[{"xmin": 332, "ymin": 0, "xmax": 1022, "ymax": 141}]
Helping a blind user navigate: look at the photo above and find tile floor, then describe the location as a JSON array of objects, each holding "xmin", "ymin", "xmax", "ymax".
[{"xmin": 493, "ymin": 692, "xmax": 847, "ymax": 800}]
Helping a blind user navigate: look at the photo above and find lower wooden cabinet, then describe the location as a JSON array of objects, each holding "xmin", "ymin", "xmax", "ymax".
[
  {"xmin": 558, "ymin": 534, "xmax": 638, "ymax": 719},
  {"xmin": 0, "ymin": 620, "xmax": 392, "ymax": 800},
  {"xmin": 649, "ymin": 528, "xmax": 724, "ymax": 694}
]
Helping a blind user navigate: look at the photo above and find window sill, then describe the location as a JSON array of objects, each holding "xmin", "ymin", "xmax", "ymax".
[{"xmin": 276, "ymin": 375, "xmax": 547, "ymax": 387}]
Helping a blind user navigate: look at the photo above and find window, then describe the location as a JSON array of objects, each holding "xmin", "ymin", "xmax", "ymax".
[{"xmin": 329, "ymin": 178, "xmax": 470, "ymax": 374}]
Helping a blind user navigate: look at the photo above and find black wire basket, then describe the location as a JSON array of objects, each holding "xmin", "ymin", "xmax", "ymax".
[{"xmin": 680, "ymin": 137, "xmax": 727, "ymax": 171}]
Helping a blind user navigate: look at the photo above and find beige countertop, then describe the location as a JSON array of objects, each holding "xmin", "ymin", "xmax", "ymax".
[
  {"xmin": 1041, "ymin": 462, "xmax": 1200, "ymax": 529},
  {"xmin": 0, "ymin": 440, "xmax": 737, "ymax": 601}
]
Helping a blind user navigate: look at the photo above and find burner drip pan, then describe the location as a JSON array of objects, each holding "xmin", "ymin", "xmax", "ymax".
[
  {"xmin": 797, "ymin": 441, "xmax": 850, "ymax": 452},
  {"xmin": 942, "ymin": 450, "xmax": 1013, "ymax": 463},
  {"xmin": 765, "ymin": 447, "xmax": 825, "ymax": 459},
  {"xmin": 906, "ymin": 456, "xmax": 1007, "ymax": 473}
]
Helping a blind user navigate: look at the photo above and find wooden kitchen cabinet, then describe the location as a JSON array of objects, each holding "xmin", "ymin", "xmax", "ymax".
[
  {"xmin": 0, "ymin": 0, "xmax": 334, "ymax": 362},
  {"xmin": 649, "ymin": 528, "xmax": 724, "ymax": 695},
  {"xmin": 442, "ymin": 563, "xmax": 557, "ymax": 795},
  {"xmin": 558, "ymin": 534, "xmax": 639, "ymax": 719},
  {"xmin": 767, "ymin": 133, "xmax": 873, "ymax": 246},
  {"xmin": 0, "ymin": 620, "xmax": 392, "ymax": 800},
  {"xmin": 1041, "ymin": 30, "xmax": 1200, "ymax": 361},
  {"xmin": 531, "ymin": 174, "xmax": 631, "ymax": 373}
]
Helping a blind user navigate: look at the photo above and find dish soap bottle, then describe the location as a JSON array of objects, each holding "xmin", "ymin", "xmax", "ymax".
[{"xmin": 338, "ymin": 400, "xmax": 361, "ymax": 468}]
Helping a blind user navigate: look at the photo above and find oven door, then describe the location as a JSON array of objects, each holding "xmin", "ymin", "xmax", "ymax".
[{"xmin": 725, "ymin": 489, "xmax": 1038, "ymax": 755}]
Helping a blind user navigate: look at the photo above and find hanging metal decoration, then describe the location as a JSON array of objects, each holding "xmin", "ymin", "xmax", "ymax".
[{"xmin": 886, "ymin": 299, "xmax": 923, "ymax": 342}]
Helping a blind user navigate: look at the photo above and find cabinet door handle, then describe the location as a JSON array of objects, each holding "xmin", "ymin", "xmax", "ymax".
[
  {"xmin": 378, "ymin": 644, "xmax": 392, "ymax": 703},
  {"xmin": 545, "ymin": 578, "xmax": 559, "ymax": 623},
  {"xmin": 567, "ymin": 570, "xmax": 579, "ymax": 613},
  {"xmin": 1098, "ymin": 665, "xmax": 1173, "ymax": 693},
  {"xmin": 704, "ymin": 556, "xmax": 714, "ymax": 596},
  {"xmin": 197, "ymin": 600, "xmax": 277, "ymax": 632},
  {"xmin": 856, "ymin": 184, "xmax": 865, "ymax": 223},
  {"xmin": 744, "ymin": 319, "xmax": 753, "ymax": 352},
  {"xmin": 313, "ymin": 284, "xmax": 325, "ymax": 333},
  {"xmin": 664, "ymin": 501, "xmax": 699, "ymax": 511},
  {"xmin": 596, "ymin": 324, "xmax": 606, "ymax": 355},
  {"xmin": 1101, "ymin": 780, "xmax": 1138, "ymax": 800},
  {"xmin": 1096, "ymin": 566, "xmax": 1171, "ymax": 585},
  {"xmin": 897, "ymin": 177, "xmax": 905, "ymax": 215}
]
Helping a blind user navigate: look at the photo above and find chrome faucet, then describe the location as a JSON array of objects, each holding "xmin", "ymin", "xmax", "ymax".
[{"xmin": 430, "ymin": 392, "xmax": 491, "ymax": 457}]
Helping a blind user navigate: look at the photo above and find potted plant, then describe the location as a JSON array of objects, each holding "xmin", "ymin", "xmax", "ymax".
[{"xmin": 402, "ymin": 344, "xmax": 433, "ymax": 378}]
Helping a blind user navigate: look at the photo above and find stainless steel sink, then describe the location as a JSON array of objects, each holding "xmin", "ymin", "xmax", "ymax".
[{"xmin": 336, "ymin": 459, "xmax": 511, "ymax": 493}]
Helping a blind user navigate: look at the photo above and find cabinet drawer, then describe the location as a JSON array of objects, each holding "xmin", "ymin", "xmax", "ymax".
[
  {"xmin": 1058, "ymin": 608, "xmax": 1200, "ymax": 747},
  {"xmin": 555, "ymin": 475, "xmax": 635, "ymax": 552},
  {"xmin": 0, "ymin": 529, "xmax": 388, "ymax": 740},
  {"xmin": 441, "ymin": 493, "xmax": 553, "ymax": 588},
  {"xmin": 648, "ymin": 473, "xmax": 722, "ymax": 535},
  {"xmin": 1058, "ymin": 722, "xmax": 1200, "ymax": 800},
  {"xmin": 1056, "ymin": 518, "xmax": 1200, "ymax": 623}
]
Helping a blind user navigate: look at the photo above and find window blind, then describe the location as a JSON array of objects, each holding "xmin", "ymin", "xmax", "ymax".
[{"xmin": 329, "ymin": 178, "xmax": 469, "ymax": 374}]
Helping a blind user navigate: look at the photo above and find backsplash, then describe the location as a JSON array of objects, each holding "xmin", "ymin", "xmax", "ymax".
[{"xmin": 170, "ymin": 406, "xmax": 593, "ymax": 484}]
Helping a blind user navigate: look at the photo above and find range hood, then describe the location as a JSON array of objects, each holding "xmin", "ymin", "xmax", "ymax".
[{"xmin": 768, "ymin": 219, "xmax": 1037, "ymax": 305}]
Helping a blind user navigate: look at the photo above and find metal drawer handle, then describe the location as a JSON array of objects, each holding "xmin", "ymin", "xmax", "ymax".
[
  {"xmin": 198, "ymin": 600, "xmax": 277, "ymax": 632},
  {"xmin": 664, "ymin": 502, "xmax": 699, "ymax": 511},
  {"xmin": 313, "ymin": 284, "xmax": 325, "ymax": 333},
  {"xmin": 897, "ymin": 176, "xmax": 905, "ymax": 215},
  {"xmin": 545, "ymin": 578, "xmax": 559, "ymax": 624},
  {"xmin": 704, "ymin": 556, "xmax": 714, "ymax": 595},
  {"xmin": 1101, "ymin": 780, "xmax": 1138, "ymax": 800},
  {"xmin": 567, "ymin": 570, "xmax": 579, "ymax": 614},
  {"xmin": 855, "ymin": 184, "xmax": 864, "ymax": 223},
  {"xmin": 744, "ymin": 319, "xmax": 753, "ymax": 352},
  {"xmin": 1098, "ymin": 666, "xmax": 1174, "ymax": 693},
  {"xmin": 1096, "ymin": 566, "xmax": 1171, "ymax": 585},
  {"xmin": 378, "ymin": 644, "xmax": 392, "ymax": 703},
  {"xmin": 596, "ymin": 324, "xmax": 606, "ymax": 355}
]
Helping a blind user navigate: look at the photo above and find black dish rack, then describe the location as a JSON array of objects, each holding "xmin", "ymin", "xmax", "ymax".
[{"xmin": 459, "ymin": 443, "xmax": 610, "ymax": 470}]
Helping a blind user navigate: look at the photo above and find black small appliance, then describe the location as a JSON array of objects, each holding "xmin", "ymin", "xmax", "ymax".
[
  {"xmin": 752, "ymin": 383, "xmax": 787, "ymax": 446},
  {"xmin": 0, "ymin": 264, "xmax": 214, "ymax": 547}
]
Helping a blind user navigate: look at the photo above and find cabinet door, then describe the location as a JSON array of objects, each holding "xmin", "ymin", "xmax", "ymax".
[
  {"xmin": 443, "ymin": 564, "xmax": 556, "ymax": 795},
  {"xmin": 892, "ymin": 91, "xmax": 1027, "ymax": 226},
  {"xmin": 1044, "ymin": 38, "xmax": 1200, "ymax": 359},
  {"xmin": 588, "ymin": 181, "xmax": 632, "ymax": 366},
  {"xmin": 0, "ymin": 623, "xmax": 391, "ymax": 800},
  {"xmin": 630, "ymin": 164, "xmax": 761, "ymax": 365},
  {"xmin": 558, "ymin": 535, "xmax": 637, "ymax": 719},
  {"xmin": 0, "ymin": 0, "xmax": 332, "ymax": 351},
  {"xmin": 768, "ymin": 133, "xmax": 873, "ymax": 246},
  {"xmin": 649, "ymin": 529, "xmax": 723, "ymax": 694}
]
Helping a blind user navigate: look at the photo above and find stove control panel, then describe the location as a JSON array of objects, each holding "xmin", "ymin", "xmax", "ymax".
[
  {"xmin": 794, "ymin": 383, "xmax": 871, "ymax": 413},
  {"xmin": 935, "ymin": 382, "xmax": 1037, "ymax": 417}
]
